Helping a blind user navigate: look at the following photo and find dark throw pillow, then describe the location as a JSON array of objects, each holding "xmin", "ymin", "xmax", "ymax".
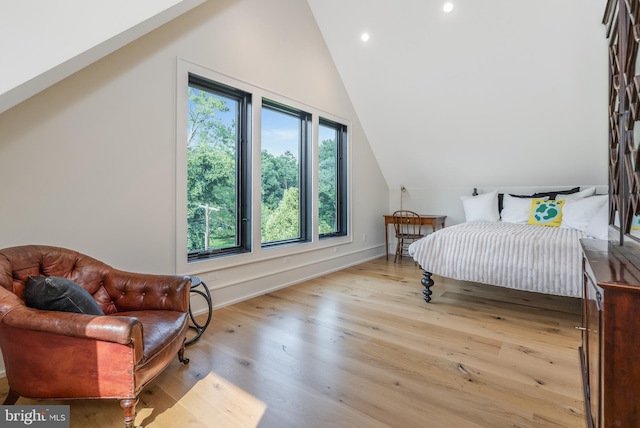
[
  {"xmin": 24, "ymin": 276, "xmax": 104, "ymax": 315},
  {"xmin": 498, "ymin": 187, "xmax": 581, "ymax": 212},
  {"xmin": 532, "ymin": 186, "xmax": 581, "ymax": 200}
]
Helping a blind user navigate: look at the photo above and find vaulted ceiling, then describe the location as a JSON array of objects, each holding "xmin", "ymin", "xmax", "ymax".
[
  {"xmin": 307, "ymin": 0, "xmax": 608, "ymax": 189},
  {"xmin": 0, "ymin": 0, "xmax": 205, "ymax": 113},
  {"xmin": 1, "ymin": 0, "xmax": 608, "ymax": 191}
]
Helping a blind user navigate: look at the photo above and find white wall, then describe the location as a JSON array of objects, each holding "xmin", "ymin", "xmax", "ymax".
[{"xmin": 0, "ymin": 0, "xmax": 389, "ymax": 374}]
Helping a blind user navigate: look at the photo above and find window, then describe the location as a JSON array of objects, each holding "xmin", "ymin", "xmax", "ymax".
[
  {"xmin": 318, "ymin": 118, "xmax": 348, "ymax": 237},
  {"xmin": 186, "ymin": 74, "xmax": 251, "ymax": 260},
  {"xmin": 260, "ymin": 100, "xmax": 310, "ymax": 246},
  {"xmin": 178, "ymin": 62, "xmax": 351, "ymax": 268}
]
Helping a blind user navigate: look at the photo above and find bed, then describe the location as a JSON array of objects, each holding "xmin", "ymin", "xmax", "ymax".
[{"xmin": 407, "ymin": 187, "xmax": 609, "ymax": 302}]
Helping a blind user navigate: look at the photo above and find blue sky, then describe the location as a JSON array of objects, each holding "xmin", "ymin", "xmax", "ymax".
[
  {"xmin": 261, "ymin": 107, "xmax": 298, "ymax": 157},
  {"xmin": 190, "ymin": 88, "xmax": 334, "ymax": 158}
]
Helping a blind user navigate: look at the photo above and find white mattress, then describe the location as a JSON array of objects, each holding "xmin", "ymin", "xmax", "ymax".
[{"xmin": 408, "ymin": 221, "xmax": 586, "ymax": 298}]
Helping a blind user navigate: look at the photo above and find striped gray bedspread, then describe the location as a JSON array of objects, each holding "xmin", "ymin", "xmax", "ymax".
[{"xmin": 408, "ymin": 221, "xmax": 586, "ymax": 298}]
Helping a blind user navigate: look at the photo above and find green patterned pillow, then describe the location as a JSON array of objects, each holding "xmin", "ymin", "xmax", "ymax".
[{"xmin": 528, "ymin": 198, "xmax": 565, "ymax": 227}]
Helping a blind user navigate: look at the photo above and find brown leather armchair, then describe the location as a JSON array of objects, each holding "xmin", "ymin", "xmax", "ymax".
[{"xmin": 0, "ymin": 245, "xmax": 192, "ymax": 428}]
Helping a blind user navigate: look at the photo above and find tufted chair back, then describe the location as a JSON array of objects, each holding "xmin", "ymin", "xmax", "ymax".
[
  {"xmin": 0, "ymin": 245, "xmax": 192, "ymax": 428},
  {"xmin": 0, "ymin": 245, "xmax": 188, "ymax": 315}
]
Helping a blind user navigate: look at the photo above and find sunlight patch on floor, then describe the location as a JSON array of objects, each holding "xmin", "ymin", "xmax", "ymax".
[{"xmin": 136, "ymin": 372, "xmax": 267, "ymax": 428}]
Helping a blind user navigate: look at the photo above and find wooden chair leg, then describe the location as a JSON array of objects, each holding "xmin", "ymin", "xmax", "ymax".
[
  {"xmin": 3, "ymin": 388, "xmax": 19, "ymax": 405},
  {"xmin": 120, "ymin": 397, "xmax": 138, "ymax": 428},
  {"xmin": 178, "ymin": 341, "xmax": 190, "ymax": 365},
  {"xmin": 394, "ymin": 238, "xmax": 402, "ymax": 263}
]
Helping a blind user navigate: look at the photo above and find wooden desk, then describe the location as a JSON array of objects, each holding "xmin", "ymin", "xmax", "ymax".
[{"xmin": 383, "ymin": 214, "xmax": 446, "ymax": 260}]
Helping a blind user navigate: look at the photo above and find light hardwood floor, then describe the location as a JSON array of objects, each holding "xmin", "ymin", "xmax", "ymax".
[{"xmin": 0, "ymin": 257, "xmax": 586, "ymax": 427}]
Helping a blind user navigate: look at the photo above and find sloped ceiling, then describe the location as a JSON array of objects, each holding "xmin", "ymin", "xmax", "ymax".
[
  {"xmin": 307, "ymin": 0, "xmax": 608, "ymax": 190},
  {"xmin": 0, "ymin": 0, "xmax": 205, "ymax": 114},
  {"xmin": 1, "ymin": 0, "xmax": 608, "ymax": 193}
]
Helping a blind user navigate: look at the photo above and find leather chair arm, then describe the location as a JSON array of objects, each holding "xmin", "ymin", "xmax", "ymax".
[
  {"xmin": 1, "ymin": 305, "xmax": 143, "ymax": 347},
  {"xmin": 104, "ymin": 271, "xmax": 191, "ymax": 313},
  {"xmin": 0, "ymin": 288, "xmax": 25, "ymax": 314}
]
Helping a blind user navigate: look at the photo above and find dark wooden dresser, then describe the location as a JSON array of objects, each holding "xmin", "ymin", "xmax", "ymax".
[
  {"xmin": 589, "ymin": 1, "xmax": 640, "ymax": 424},
  {"xmin": 580, "ymin": 238, "xmax": 640, "ymax": 428}
]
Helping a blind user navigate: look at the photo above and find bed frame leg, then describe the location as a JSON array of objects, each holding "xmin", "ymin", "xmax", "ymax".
[{"xmin": 421, "ymin": 271, "xmax": 434, "ymax": 303}]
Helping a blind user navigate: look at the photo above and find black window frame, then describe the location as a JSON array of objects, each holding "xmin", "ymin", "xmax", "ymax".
[
  {"xmin": 260, "ymin": 98, "xmax": 311, "ymax": 248},
  {"xmin": 187, "ymin": 73, "xmax": 252, "ymax": 262},
  {"xmin": 318, "ymin": 117, "xmax": 348, "ymax": 239}
]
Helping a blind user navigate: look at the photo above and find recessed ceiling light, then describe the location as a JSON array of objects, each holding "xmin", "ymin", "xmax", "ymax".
[
  {"xmin": 361, "ymin": 32, "xmax": 370, "ymax": 42},
  {"xmin": 443, "ymin": 2, "xmax": 454, "ymax": 13}
]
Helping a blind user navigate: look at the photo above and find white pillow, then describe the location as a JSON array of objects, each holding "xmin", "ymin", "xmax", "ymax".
[
  {"xmin": 556, "ymin": 186, "xmax": 596, "ymax": 200},
  {"xmin": 460, "ymin": 190, "xmax": 499, "ymax": 222},
  {"xmin": 501, "ymin": 194, "xmax": 547, "ymax": 223},
  {"xmin": 560, "ymin": 194, "xmax": 608, "ymax": 232},
  {"xmin": 585, "ymin": 200, "xmax": 609, "ymax": 240}
]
